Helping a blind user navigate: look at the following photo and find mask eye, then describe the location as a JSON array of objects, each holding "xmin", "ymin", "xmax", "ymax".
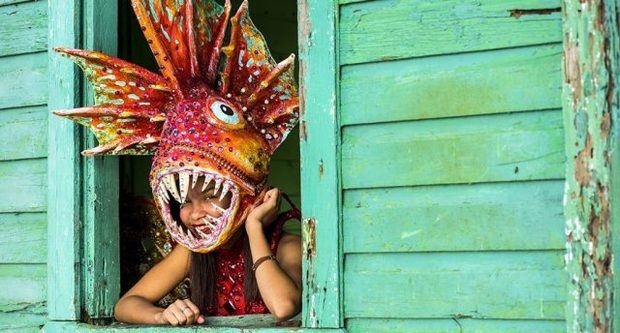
[{"xmin": 210, "ymin": 101, "xmax": 240, "ymax": 125}]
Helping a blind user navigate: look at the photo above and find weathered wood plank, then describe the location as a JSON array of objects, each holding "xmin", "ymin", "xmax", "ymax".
[
  {"xmin": 341, "ymin": 44, "xmax": 562, "ymax": 125},
  {"xmin": 561, "ymin": 0, "xmax": 620, "ymax": 331},
  {"xmin": 47, "ymin": 0, "xmax": 82, "ymax": 320},
  {"xmin": 298, "ymin": 0, "xmax": 343, "ymax": 328},
  {"xmin": 0, "ymin": 212, "xmax": 46, "ymax": 263},
  {"xmin": 43, "ymin": 321, "xmax": 345, "ymax": 332},
  {"xmin": 0, "ymin": 0, "xmax": 34, "ymax": 6},
  {"xmin": 342, "ymin": 110, "xmax": 565, "ymax": 189},
  {"xmin": 0, "ymin": 158, "xmax": 46, "ymax": 213},
  {"xmin": 81, "ymin": 0, "xmax": 120, "ymax": 321},
  {"xmin": 0, "ymin": 312, "xmax": 46, "ymax": 332},
  {"xmin": 339, "ymin": 0, "xmax": 562, "ymax": 65},
  {"xmin": 0, "ymin": 0, "xmax": 47, "ymax": 57},
  {"xmin": 0, "ymin": 52, "xmax": 47, "ymax": 110},
  {"xmin": 344, "ymin": 251, "xmax": 566, "ymax": 320},
  {"xmin": 0, "ymin": 264, "xmax": 46, "ymax": 313},
  {"xmin": 346, "ymin": 318, "xmax": 564, "ymax": 333},
  {"xmin": 343, "ymin": 180, "xmax": 564, "ymax": 253},
  {"xmin": 0, "ymin": 106, "xmax": 47, "ymax": 161}
]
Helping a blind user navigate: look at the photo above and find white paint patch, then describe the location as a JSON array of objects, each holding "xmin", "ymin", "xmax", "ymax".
[
  {"xmin": 401, "ymin": 230, "xmax": 422, "ymax": 239},
  {"xmin": 128, "ymin": 94, "xmax": 140, "ymax": 100}
]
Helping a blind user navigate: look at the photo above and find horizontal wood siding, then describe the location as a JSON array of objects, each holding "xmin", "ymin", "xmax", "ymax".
[
  {"xmin": 0, "ymin": 0, "xmax": 49, "ymax": 330},
  {"xmin": 338, "ymin": 0, "xmax": 565, "ymax": 331}
]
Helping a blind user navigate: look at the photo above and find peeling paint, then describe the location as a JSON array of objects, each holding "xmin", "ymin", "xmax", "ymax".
[
  {"xmin": 562, "ymin": 0, "xmax": 619, "ymax": 332},
  {"xmin": 509, "ymin": 7, "xmax": 561, "ymax": 19}
]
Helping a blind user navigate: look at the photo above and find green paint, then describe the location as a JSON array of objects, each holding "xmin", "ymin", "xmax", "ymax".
[
  {"xmin": 342, "ymin": 110, "xmax": 565, "ymax": 189},
  {"xmin": 346, "ymin": 318, "xmax": 565, "ymax": 333},
  {"xmin": 0, "ymin": 213, "xmax": 47, "ymax": 263},
  {"xmin": 561, "ymin": 0, "xmax": 620, "ymax": 332},
  {"xmin": 341, "ymin": 44, "xmax": 562, "ymax": 125},
  {"xmin": 0, "ymin": 0, "xmax": 48, "ymax": 57},
  {"xmin": 345, "ymin": 251, "xmax": 566, "ymax": 319},
  {"xmin": 0, "ymin": 106, "xmax": 48, "ymax": 161},
  {"xmin": 343, "ymin": 180, "xmax": 565, "ymax": 253},
  {"xmin": 0, "ymin": 158, "xmax": 47, "ymax": 213},
  {"xmin": 0, "ymin": 52, "xmax": 48, "ymax": 110},
  {"xmin": 339, "ymin": 0, "xmax": 562, "ymax": 65},
  {"xmin": 298, "ymin": 0, "xmax": 343, "ymax": 328}
]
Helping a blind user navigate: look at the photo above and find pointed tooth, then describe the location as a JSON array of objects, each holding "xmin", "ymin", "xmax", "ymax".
[
  {"xmin": 191, "ymin": 171, "xmax": 199, "ymax": 189},
  {"xmin": 159, "ymin": 183, "xmax": 170, "ymax": 202},
  {"xmin": 213, "ymin": 177, "xmax": 222, "ymax": 196},
  {"xmin": 206, "ymin": 215, "xmax": 220, "ymax": 227},
  {"xmin": 179, "ymin": 171, "xmax": 190, "ymax": 204},
  {"xmin": 210, "ymin": 202, "xmax": 226, "ymax": 214},
  {"xmin": 186, "ymin": 229, "xmax": 195, "ymax": 242},
  {"xmin": 219, "ymin": 182, "xmax": 231, "ymax": 201},
  {"xmin": 202, "ymin": 174, "xmax": 214, "ymax": 192},
  {"xmin": 164, "ymin": 174, "xmax": 182, "ymax": 203},
  {"xmin": 196, "ymin": 227, "xmax": 210, "ymax": 238}
]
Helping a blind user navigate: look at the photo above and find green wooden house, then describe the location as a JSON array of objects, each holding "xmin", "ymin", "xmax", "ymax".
[{"xmin": 0, "ymin": 0, "xmax": 618, "ymax": 332}]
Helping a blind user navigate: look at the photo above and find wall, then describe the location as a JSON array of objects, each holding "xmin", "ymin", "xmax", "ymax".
[
  {"xmin": 337, "ymin": 0, "xmax": 566, "ymax": 332},
  {"xmin": 0, "ymin": 0, "xmax": 49, "ymax": 331}
]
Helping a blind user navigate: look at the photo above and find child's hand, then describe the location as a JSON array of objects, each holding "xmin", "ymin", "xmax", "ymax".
[
  {"xmin": 246, "ymin": 187, "xmax": 282, "ymax": 229},
  {"xmin": 154, "ymin": 299, "xmax": 204, "ymax": 326}
]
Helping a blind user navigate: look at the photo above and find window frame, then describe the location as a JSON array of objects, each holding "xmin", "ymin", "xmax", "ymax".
[{"xmin": 45, "ymin": 0, "xmax": 346, "ymax": 331}]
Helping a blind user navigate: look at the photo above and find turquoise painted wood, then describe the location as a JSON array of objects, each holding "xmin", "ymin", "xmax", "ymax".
[{"xmin": 0, "ymin": 0, "xmax": 50, "ymax": 331}]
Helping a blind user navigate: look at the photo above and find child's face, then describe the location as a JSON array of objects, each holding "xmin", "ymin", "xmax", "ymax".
[{"xmin": 178, "ymin": 176, "xmax": 233, "ymax": 238}]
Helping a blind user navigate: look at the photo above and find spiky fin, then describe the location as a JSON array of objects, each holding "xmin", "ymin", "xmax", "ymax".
[{"xmin": 53, "ymin": 48, "xmax": 172, "ymax": 155}]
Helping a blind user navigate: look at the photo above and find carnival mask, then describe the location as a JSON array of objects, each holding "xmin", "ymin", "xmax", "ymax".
[{"xmin": 52, "ymin": 0, "xmax": 299, "ymax": 253}]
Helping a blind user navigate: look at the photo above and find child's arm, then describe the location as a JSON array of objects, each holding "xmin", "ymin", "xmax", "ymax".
[
  {"xmin": 114, "ymin": 245, "xmax": 203, "ymax": 325},
  {"xmin": 246, "ymin": 188, "xmax": 302, "ymax": 321}
]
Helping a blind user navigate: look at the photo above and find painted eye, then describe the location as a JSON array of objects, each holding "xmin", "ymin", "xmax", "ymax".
[{"xmin": 210, "ymin": 101, "xmax": 240, "ymax": 125}]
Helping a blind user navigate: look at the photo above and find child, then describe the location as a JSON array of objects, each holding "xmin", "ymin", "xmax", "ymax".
[{"xmin": 114, "ymin": 176, "xmax": 302, "ymax": 325}]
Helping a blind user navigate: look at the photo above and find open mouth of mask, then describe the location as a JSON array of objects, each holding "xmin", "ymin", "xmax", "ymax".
[{"xmin": 154, "ymin": 168, "xmax": 240, "ymax": 251}]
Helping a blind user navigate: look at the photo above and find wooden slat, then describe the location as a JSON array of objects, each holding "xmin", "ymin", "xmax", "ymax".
[
  {"xmin": 47, "ymin": 0, "xmax": 82, "ymax": 320},
  {"xmin": 0, "ymin": 106, "xmax": 47, "ymax": 161},
  {"xmin": 339, "ymin": 0, "xmax": 562, "ymax": 65},
  {"xmin": 0, "ymin": 159, "xmax": 46, "ymax": 213},
  {"xmin": 0, "ymin": 312, "xmax": 46, "ymax": 332},
  {"xmin": 0, "ymin": 52, "xmax": 47, "ymax": 110},
  {"xmin": 343, "ymin": 180, "xmax": 564, "ymax": 253},
  {"xmin": 0, "ymin": 0, "xmax": 47, "ymax": 57},
  {"xmin": 0, "ymin": 213, "xmax": 46, "ymax": 263},
  {"xmin": 346, "ymin": 318, "xmax": 564, "ymax": 333},
  {"xmin": 0, "ymin": 264, "xmax": 46, "ymax": 313},
  {"xmin": 344, "ymin": 251, "xmax": 566, "ymax": 320},
  {"xmin": 341, "ymin": 44, "xmax": 562, "ymax": 125},
  {"xmin": 0, "ymin": 0, "xmax": 34, "ymax": 6},
  {"xmin": 299, "ymin": 0, "xmax": 343, "ymax": 328},
  {"xmin": 342, "ymin": 110, "xmax": 565, "ymax": 189}
]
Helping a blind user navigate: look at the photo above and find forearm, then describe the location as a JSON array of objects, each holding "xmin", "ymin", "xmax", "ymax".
[
  {"xmin": 114, "ymin": 295, "xmax": 164, "ymax": 324},
  {"xmin": 246, "ymin": 220, "xmax": 301, "ymax": 320}
]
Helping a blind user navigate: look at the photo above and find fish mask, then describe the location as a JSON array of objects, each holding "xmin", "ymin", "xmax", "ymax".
[{"xmin": 52, "ymin": 0, "xmax": 299, "ymax": 253}]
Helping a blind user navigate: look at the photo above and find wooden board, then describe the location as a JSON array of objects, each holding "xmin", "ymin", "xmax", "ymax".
[
  {"xmin": 0, "ymin": 52, "xmax": 47, "ymax": 110},
  {"xmin": 0, "ymin": 263, "xmax": 46, "ymax": 313},
  {"xmin": 344, "ymin": 251, "xmax": 565, "ymax": 320},
  {"xmin": 0, "ymin": 213, "xmax": 46, "ymax": 263},
  {"xmin": 0, "ymin": 106, "xmax": 48, "ymax": 161},
  {"xmin": 341, "ymin": 44, "xmax": 562, "ymax": 125},
  {"xmin": 0, "ymin": 158, "xmax": 46, "ymax": 213},
  {"xmin": 0, "ymin": 0, "xmax": 48, "ymax": 57},
  {"xmin": 339, "ymin": 0, "xmax": 562, "ymax": 64},
  {"xmin": 346, "ymin": 318, "xmax": 564, "ymax": 333},
  {"xmin": 343, "ymin": 180, "xmax": 564, "ymax": 253},
  {"xmin": 342, "ymin": 110, "xmax": 564, "ymax": 189}
]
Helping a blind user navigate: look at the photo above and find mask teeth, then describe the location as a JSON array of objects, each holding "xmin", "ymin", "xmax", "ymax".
[
  {"xmin": 158, "ymin": 183, "xmax": 170, "ymax": 203},
  {"xmin": 164, "ymin": 174, "xmax": 182, "ymax": 203},
  {"xmin": 195, "ymin": 227, "xmax": 210, "ymax": 238},
  {"xmin": 210, "ymin": 202, "xmax": 226, "ymax": 214},
  {"xmin": 219, "ymin": 182, "xmax": 231, "ymax": 201},
  {"xmin": 213, "ymin": 177, "xmax": 223, "ymax": 196},
  {"xmin": 191, "ymin": 170, "xmax": 200, "ymax": 190},
  {"xmin": 201, "ymin": 217, "xmax": 216, "ymax": 231},
  {"xmin": 206, "ymin": 214, "xmax": 220, "ymax": 227},
  {"xmin": 179, "ymin": 171, "xmax": 190, "ymax": 204},
  {"xmin": 202, "ymin": 174, "xmax": 214, "ymax": 192},
  {"xmin": 186, "ymin": 228, "xmax": 196, "ymax": 243}
]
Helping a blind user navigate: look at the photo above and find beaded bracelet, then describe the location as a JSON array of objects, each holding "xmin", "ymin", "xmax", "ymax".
[{"xmin": 252, "ymin": 254, "xmax": 278, "ymax": 272}]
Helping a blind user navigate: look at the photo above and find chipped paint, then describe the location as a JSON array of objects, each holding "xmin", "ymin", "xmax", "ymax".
[
  {"xmin": 562, "ymin": 0, "xmax": 619, "ymax": 332},
  {"xmin": 509, "ymin": 7, "xmax": 561, "ymax": 19}
]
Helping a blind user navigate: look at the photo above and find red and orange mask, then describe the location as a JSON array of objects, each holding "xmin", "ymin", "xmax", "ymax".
[{"xmin": 52, "ymin": 0, "xmax": 299, "ymax": 253}]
